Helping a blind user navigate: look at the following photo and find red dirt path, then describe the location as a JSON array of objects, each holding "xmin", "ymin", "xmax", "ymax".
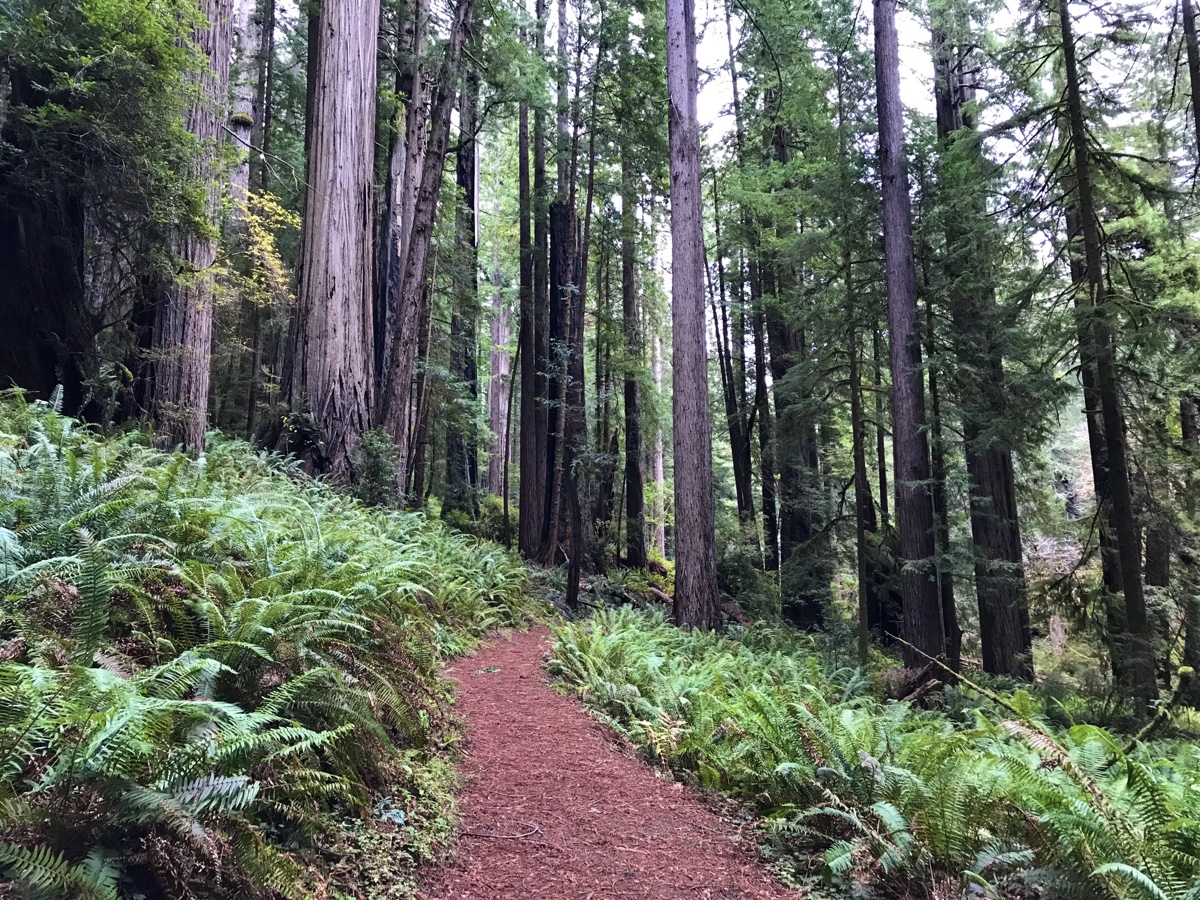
[{"xmin": 419, "ymin": 628, "xmax": 801, "ymax": 900}]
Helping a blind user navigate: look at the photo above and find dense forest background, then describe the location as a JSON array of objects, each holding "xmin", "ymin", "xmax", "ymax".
[{"xmin": 3, "ymin": 0, "xmax": 1200, "ymax": 892}]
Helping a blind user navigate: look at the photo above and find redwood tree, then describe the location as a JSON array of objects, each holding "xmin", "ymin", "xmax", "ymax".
[
  {"xmin": 666, "ymin": 0, "xmax": 720, "ymax": 630},
  {"xmin": 146, "ymin": 0, "xmax": 234, "ymax": 451},
  {"xmin": 873, "ymin": 0, "xmax": 943, "ymax": 666},
  {"xmin": 283, "ymin": 0, "xmax": 380, "ymax": 478}
]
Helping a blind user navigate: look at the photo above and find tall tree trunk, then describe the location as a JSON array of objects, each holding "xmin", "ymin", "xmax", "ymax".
[
  {"xmin": 380, "ymin": 0, "xmax": 475, "ymax": 492},
  {"xmin": 874, "ymin": 0, "xmax": 943, "ymax": 666},
  {"xmin": 923, "ymin": 289, "xmax": 961, "ymax": 671},
  {"xmin": 146, "ymin": 0, "xmax": 233, "ymax": 451},
  {"xmin": 283, "ymin": 0, "xmax": 379, "ymax": 476},
  {"xmin": 710, "ymin": 174, "xmax": 754, "ymax": 527},
  {"xmin": 407, "ymin": 284, "xmax": 434, "ymax": 506},
  {"xmin": 932, "ymin": 28, "xmax": 1032, "ymax": 679},
  {"xmin": 487, "ymin": 233, "xmax": 511, "ymax": 495},
  {"xmin": 848, "ymin": 255, "xmax": 876, "ymax": 665},
  {"xmin": 622, "ymin": 151, "xmax": 648, "ymax": 569},
  {"xmin": 229, "ymin": 0, "xmax": 271, "ymax": 212},
  {"xmin": 667, "ymin": 0, "xmax": 720, "ymax": 630},
  {"xmin": 1058, "ymin": 0, "xmax": 1157, "ymax": 708},
  {"xmin": 533, "ymin": 0, "xmax": 552, "ymax": 549},
  {"xmin": 378, "ymin": 0, "xmax": 431, "ymax": 382},
  {"xmin": 518, "ymin": 78, "xmax": 546, "ymax": 558},
  {"xmin": 445, "ymin": 64, "xmax": 480, "ymax": 518}
]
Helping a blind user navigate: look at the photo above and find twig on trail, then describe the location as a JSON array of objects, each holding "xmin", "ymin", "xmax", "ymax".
[{"xmin": 460, "ymin": 822, "xmax": 543, "ymax": 839}]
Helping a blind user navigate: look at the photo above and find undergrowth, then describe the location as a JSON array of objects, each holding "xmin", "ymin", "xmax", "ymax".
[
  {"xmin": 0, "ymin": 393, "xmax": 537, "ymax": 899},
  {"xmin": 549, "ymin": 607, "xmax": 1200, "ymax": 900}
]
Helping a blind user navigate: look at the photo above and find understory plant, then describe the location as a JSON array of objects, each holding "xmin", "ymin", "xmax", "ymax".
[
  {"xmin": 549, "ymin": 608, "xmax": 1200, "ymax": 899},
  {"xmin": 0, "ymin": 393, "xmax": 534, "ymax": 899}
]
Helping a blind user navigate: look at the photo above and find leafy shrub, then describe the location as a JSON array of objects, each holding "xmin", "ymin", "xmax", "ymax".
[
  {"xmin": 0, "ymin": 393, "xmax": 535, "ymax": 898},
  {"xmin": 549, "ymin": 608, "xmax": 1200, "ymax": 899}
]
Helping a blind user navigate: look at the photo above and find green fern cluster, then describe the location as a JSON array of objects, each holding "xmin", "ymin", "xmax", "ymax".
[
  {"xmin": 549, "ymin": 608, "xmax": 1200, "ymax": 899},
  {"xmin": 0, "ymin": 392, "xmax": 535, "ymax": 898}
]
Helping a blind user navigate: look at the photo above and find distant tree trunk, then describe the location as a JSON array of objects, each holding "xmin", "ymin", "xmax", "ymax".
[
  {"xmin": 874, "ymin": 0, "xmax": 943, "ymax": 666},
  {"xmin": 229, "ymin": 0, "xmax": 262, "ymax": 212},
  {"xmin": 751, "ymin": 250, "xmax": 779, "ymax": 573},
  {"xmin": 532, "ymin": 0, "xmax": 552, "ymax": 549},
  {"xmin": 378, "ymin": 0, "xmax": 429, "ymax": 381},
  {"xmin": 873, "ymin": 327, "xmax": 890, "ymax": 530},
  {"xmin": 1059, "ymin": 0, "xmax": 1157, "ymax": 709},
  {"xmin": 710, "ymin": 175, "xmax": 754, "ymax": 527},
  {"xmin": 848, "ymin": 256, "xmax": 876, "ymax": 665},
  {"xmin": 445, "ymin": 61, "xmax": 480, "ymax": 519},
  {"xmin": 487, "ymin": 235, "xmax": 511, "ymax": 495},
  {"xmin": 146, "ymin": 0, "xmax": 233, "ymax": 451},
  {"xmin": 932, "ymin": 28, "xmax": 1032, "ymax": 679},
  {"xmin": 380, "ymin": 0, "xmax": 475, "ymax": 492},
  {"xmin": 923, "ymin": 289, "xmax": 961, "ymax": 671},
  {"xmin": 622, "ymin": 151, "xmax": 648, "ymax": 569},
  {"xmin": 667, "ymin": 0, "xmax": 720, "ymax": 630},
  {"xmin": 518, "ymin": 77, "xmax": 546, "ymax": 559},
  {"xmin": 407, "ymin": 285, "xmax": 434, "ymax": 506},
  {"xmin": 652, "ymin": 331, "xmax": 667, "ymax": 557}
]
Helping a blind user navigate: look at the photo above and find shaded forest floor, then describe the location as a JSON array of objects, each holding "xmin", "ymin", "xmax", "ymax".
[{"xmin": 420, "ymin": 628, "xmax": 800, "ymax": 899}]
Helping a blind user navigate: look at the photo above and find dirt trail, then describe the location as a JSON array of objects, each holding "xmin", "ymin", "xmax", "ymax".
[{"xmin": 419, "ymin": 628, "xmax": 800, "ymax": 899}]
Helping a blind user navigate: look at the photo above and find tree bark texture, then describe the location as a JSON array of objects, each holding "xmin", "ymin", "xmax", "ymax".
[
  {"xmin": 667, "ymin": 0, "xmax": 720, "ymax": 630},
  {"xmin": 283, "ymin": 0, "xmax": 379, "ymax": 477},
  {"xmin": 874, "ymin": 0, "xmax": 943, "ymax": 665},
  {"xmin": 147, "ymin": 0, "xmax": 234, "ymax": 451},
  {"xmin": 381, "ymin": 0, "xmax": 475, "ymax": 492}
]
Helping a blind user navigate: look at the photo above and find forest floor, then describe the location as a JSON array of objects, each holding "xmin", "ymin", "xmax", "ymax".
[{"xmin": 419, "ymin": 627, "xmax": 801, "ymax": 900}]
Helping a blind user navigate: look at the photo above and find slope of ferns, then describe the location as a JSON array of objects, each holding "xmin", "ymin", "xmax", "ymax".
[
  {"xmin": 549, "ymin": 608, "xmax": 1200, "ymax": 900},
  {"xmin": 0, "ymin": 393, "xmax": 533, "ymax": 899}
]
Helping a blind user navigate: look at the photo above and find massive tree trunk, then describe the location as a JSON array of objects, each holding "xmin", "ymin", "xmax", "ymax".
[
  {"xmin": 932, "ymin": 29, "xmax": 1032, "ymax": 679},
  {"xmin": 147, "ymin": 0, "xmax": 234, "ymax": 451},
  {"xmin": 622, "ymin": 151, "xmax": 648, "ymax": 569},
  {"xmin": 445, "ymin": 65, "xmax": 480, "ymax": 518},
  {"xmin": 380, "ymin": 0, "xmax": 475, "ymax": 492},
  {"xmin": 873, "ymin": 0, "xmax": 943, "ymax": 666},
  {"xmin": 282, "ymin": 0, "xmax": 379, "ymax": 476},
  {"xmin": 1058, "ymin": 0, "xmax": 1156, "ymax": 708},
  {"xmin": 666, "ymin": 0, "xmax": 720, "ymax": 630}
]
